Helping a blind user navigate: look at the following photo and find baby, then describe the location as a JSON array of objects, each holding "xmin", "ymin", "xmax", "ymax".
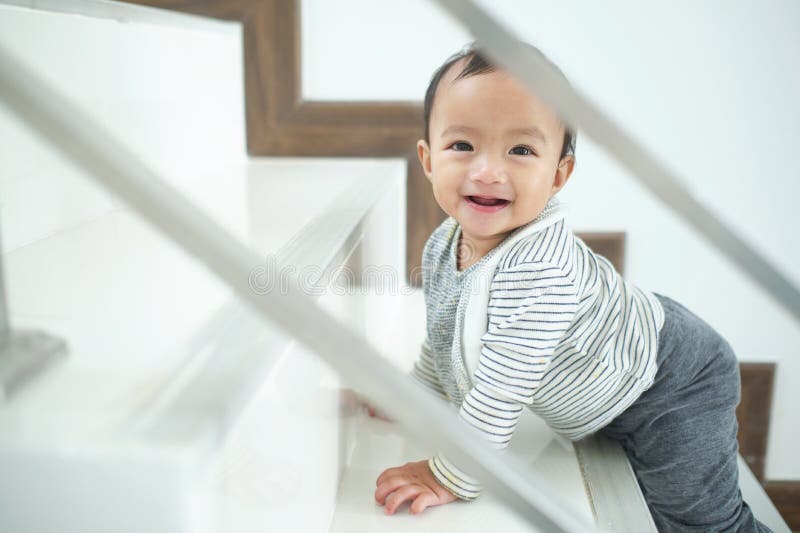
[{"xmin": 373, "ymin": 42, "xmax": 771, "ymax": 533}]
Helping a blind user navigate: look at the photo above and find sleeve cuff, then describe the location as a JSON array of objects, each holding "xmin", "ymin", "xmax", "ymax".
[{"xmin": 428, "ymin": 453, "xmax": 482, "ymax": 501}]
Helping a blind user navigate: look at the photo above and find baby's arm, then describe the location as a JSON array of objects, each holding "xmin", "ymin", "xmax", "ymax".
[
  {"xmin": 429, "ymin": 261, "xmax": 580, "ymax": 500},
  {"xmin": 375, "ymin": 352, "xmax": 538, "ymax": 509},
  {"xmin": 373, "ymin": 386, "xmax": 511, "ymax": 512},
  {"xmin": 428, "ymin": 383, "xmax": 522, "ymax": 499}
]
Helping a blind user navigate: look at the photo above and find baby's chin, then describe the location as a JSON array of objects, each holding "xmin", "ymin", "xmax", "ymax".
[
  {"xmin": 456, "ymin": 209, "xmax": 551, "ymax": 244},
  {"xmin": 455, "ymin": 205, "xmax": 511, "ymax": 228},
  {"xmin": 456, "ymin": 217, "xmax": 516, "ymax": 243}
]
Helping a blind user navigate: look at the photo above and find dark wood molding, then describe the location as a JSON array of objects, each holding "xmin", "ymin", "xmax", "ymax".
[
  {"xmin": 737, "ymin": 363, "xmax": 775, "ymax": 482},
  {"xmin": 764, "ymin": 481, "xmax": 800, "ymax": 532},
  {"xmin": 122, "ymin": 0, "xmax": 440, "ymax": 282},
  {"xmin": 577, "ymin": 232, "xmax": 626, "ymax": 275},
  {"xmin": 735, "ymin": 364, "xmax": 800, "ymax": 531}
]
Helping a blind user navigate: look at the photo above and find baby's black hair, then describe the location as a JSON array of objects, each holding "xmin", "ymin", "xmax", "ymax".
[{"xmin": 423, "ymin": 42, "xmax": 577, "ymax": 160}]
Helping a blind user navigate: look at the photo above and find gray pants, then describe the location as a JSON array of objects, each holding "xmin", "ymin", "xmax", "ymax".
[{"xmin": 600, "ymin": 294, "xmax": 771, "ymax": 532}]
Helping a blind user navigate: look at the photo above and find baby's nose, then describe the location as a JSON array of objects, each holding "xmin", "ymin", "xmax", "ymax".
[{"xmin": 470, "ymin": 157, "xmax": 508, "ymax": 183}]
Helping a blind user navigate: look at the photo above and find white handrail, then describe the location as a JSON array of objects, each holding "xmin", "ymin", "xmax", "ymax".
[
  {"xmin": 0, "ymin": 46, "xmax": 596, "ymax": 533},
  {"xmin": 432, "ymin": 0, "xmax": 800, "ymax": 325}
]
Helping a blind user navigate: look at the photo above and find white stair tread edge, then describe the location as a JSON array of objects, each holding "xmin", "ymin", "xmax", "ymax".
[{"xmin": 574, "ymin": 434, "xmax": 657, "ymax": 532}]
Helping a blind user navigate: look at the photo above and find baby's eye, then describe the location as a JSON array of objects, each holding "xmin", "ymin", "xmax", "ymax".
[
  {"xmin": 510, "ymin": 145, "xmax": 535, "ymax": 156},
  {"xmin": 451, "ymin": 141, "xmax": 473, "ymax": 152}
]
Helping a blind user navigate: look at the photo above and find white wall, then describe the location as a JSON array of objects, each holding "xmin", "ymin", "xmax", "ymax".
[
  {"xmin": 0, "ymin": 1, "xmax": 247, "ymax": 252},
  {"xmin": 302, "ymin": 0, "xmax": 800, "ymax": 480}
]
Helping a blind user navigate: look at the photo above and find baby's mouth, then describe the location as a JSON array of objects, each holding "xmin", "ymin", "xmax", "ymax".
[
  {"xmin": 464, "ymin": 195, "xmax": 511, "ymax": 213},
  {"xmin": 466, "ymin": 195, "xmax": 510, "ymax": 207}
]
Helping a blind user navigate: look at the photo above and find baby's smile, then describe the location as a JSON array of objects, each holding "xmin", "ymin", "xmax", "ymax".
[{"xmin": 464, "ymin": 195, "xmax": 511, "ymax": 213}]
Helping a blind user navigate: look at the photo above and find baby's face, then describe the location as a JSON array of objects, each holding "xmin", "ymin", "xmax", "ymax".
[{"xmin": 418, "ymin": 62, "xmax": 574, "ymax": 255}]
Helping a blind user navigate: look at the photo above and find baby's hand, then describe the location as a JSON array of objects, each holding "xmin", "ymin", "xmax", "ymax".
[
  {"xmin": 339, "ymin": 388, "xmax": 394, "ymax": 421},
  {"xmin": 364, "ymin": 403, "xmax": 393, "ymax": 422},
  {"xmin": 375, "ymin": 460, "xmax": 458, "ymax": 515}
]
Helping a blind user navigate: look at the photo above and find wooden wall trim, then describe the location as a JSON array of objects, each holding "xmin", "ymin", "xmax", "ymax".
[
  {"xmin": 737, "ymin": 363, "xmax": 775, "ymax": 482},
  {"xmin": 577, "ymin": 232, "xmax": 626, "ymax": 275},
  {"xmin": 764, "ymin": 481, "xmax": 800, "ymax": 532}
]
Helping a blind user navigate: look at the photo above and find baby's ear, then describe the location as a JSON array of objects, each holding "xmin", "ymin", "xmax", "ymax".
[
  {"xmin": 551, "ymin": 155, "xmax": 575, "ymax": 196},
  {"xmin": 417, "ymin": 139, "xmax": 433, "ymax": 181}
]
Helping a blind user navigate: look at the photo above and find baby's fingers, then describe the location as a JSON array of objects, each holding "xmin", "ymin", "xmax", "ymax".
[
  {"xmin": 375, "ymin": 474, "xmax": 408, "ymax": 504},
  {"xmin": 367, "ymin": 405, "xmax": 394, "ymax": 422},
  {"xmin": 384, "ymin": 485, "xmax": 423, "ymax": 515},
  {"xmin": 409, "ymin": 492, "xmax": 438, "ymax": 515},
  {"xmin": 375, "ymin": 463, "xmax": 409, "ymax": 488}
]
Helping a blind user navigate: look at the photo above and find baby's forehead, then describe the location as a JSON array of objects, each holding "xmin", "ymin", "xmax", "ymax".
[
  {"xmin": 439, "ymin": 60, "xmax": 543, "ymax": 107},
  {"xmin": 438, "ymin": 64, "xmax": 562, "ymax": 124}
]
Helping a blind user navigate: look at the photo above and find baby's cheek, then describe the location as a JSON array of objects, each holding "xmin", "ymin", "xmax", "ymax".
[{"xmin": 432, "ymin": 187, "xmax": 456, "ymax": 215}]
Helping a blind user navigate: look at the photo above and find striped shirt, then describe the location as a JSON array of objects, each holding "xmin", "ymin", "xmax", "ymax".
[{"xmin": 412, "ymin": 201, "xmax": 665, "ymax": 500}]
